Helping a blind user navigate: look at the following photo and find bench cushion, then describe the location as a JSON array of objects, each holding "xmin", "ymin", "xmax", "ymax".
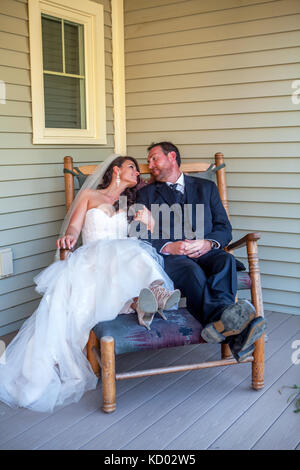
[
  {"xmin": 237, "ymin": 271, "xmax": 251, "ymax": 290},
  {"xmin": 93, "ymin": 308, "xmax": 205, "ymax": 355}
]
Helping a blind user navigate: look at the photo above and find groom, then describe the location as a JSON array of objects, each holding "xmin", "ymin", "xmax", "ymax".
[{"xmin": 135, "ymin": 141, "xmax": 266, "ymax": 361}]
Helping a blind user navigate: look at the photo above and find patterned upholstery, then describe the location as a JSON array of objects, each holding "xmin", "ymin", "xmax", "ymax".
[
  {"xmin": 93, "ymin": 308, "xmax": 205, "ymax": 355},
  {"xmin": 237, "ymin": 271, "xmax": 252, "ymax": 290}
]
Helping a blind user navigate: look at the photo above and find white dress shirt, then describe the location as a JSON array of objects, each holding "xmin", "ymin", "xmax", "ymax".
[{"xmin": 165, "ymin": 173, "xmax": 185, "ymax": 194}]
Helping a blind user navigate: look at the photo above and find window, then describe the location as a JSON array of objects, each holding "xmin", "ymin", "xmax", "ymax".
[
  {"xmin": 28, "ymin": 0, "xmax": 107, "ymax": 144},
  {"xmin": 42, "ymin": 15, "xmax": 86, "ymax": 129}
]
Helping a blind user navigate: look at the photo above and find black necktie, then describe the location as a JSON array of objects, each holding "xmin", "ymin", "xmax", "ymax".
[{"xmin": 169, "ymin": 183, "xmax": 183, "ymax": 203}]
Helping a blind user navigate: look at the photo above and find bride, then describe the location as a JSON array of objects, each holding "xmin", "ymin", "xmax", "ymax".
[{"xmin": 0, "ymin": 154, "xmax": 180, "ymax": 413}]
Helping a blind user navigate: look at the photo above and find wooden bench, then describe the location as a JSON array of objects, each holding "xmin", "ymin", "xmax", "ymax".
[{"xmin": 61, "ymin": 152, "xmax": 265, "ymax": 413}]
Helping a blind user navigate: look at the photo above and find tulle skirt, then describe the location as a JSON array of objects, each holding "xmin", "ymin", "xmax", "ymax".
[{"xmin": 0, "ymin": 239, "xmax": 174, "ymax": 412}]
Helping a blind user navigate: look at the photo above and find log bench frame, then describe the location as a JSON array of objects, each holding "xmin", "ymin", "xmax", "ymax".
[{"xmin": 61, "ymin": 152, "xmax": 265, "ymax": 413}]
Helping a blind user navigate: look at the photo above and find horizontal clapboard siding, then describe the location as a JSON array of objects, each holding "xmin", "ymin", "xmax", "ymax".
[
  {"xmin": 124, "ymin": 0, "xmax": 300, "ymax": 315},
  {"xmin": 0, "ymin": 0, "xmax": 115, "ymax": 335}
]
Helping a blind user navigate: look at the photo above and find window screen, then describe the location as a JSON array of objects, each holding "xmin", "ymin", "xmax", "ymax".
[{"xmin": 42, "ymin": 15, "xmax": 86, "ymax": 129}]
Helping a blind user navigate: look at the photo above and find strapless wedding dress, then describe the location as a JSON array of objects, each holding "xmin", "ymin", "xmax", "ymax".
[{"xmin": 0, "ymin": 209, "xmax": 174, "ymax": 412}]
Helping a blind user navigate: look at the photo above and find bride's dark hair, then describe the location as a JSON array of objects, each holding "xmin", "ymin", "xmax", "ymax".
[{"xmin": 97, "ymin": 156, "xmax": 141, "ymax": 213}]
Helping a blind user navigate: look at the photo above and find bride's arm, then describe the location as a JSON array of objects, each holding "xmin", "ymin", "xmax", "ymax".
[{"xmin": 56, "ymin": 191, "xmax": 89, "ymax": 250}]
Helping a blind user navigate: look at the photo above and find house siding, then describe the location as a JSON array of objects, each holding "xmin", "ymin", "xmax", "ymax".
[
  {"xmin": 124, "ymin": 0, "xmax": 300, "ymax": 315},
  {"xmin": 0, "ymin": 0, "xmax": 114, "ymax": 335}
]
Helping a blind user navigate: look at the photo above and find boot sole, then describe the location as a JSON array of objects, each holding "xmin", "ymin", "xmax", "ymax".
[
  {"xmin": 216, "ymin": 300, "xmax": 256, "ymax": 336},
  {"xmin": 201, "ymin": 300, "xmax": 256, "ymax": 343},
  {"xmin": 239, "ymin": 317, "xmax": 266, "ymax": 352},
  {"xmin": 231, "ymin": 317, "xmax": 266, "ymax": 362},
  {"xmin": 233, "ymin": 345, "xmax": 255, "ymax": 362}
]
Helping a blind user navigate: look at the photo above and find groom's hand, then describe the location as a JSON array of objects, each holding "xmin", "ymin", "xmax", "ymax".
[
  {"xmin": 161, "ymin": 241, "xmax": 187, "ymax": 255},
  {"xmin": 184, "ymin": 239, "xmax": 212, "ymax": 258},
  {"xmin": 161, "ymin": 239, "xmax": 213, "ymax": 256}
]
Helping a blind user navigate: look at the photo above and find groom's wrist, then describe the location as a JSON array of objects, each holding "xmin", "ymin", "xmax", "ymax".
[
  {"xmin": 206, "ymin": 239, "xmax": 220, "ymax": 249},
  {"xmin": 160, "ymin": 242, "xmax": 172, "ymax": 255}
]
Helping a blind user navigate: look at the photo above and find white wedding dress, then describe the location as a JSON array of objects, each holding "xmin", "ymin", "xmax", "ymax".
[{"xmin": 0, "ymin": 208, "xmax": 174, "ymax": 413}]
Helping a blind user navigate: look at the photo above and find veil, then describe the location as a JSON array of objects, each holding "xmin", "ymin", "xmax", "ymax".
[{"xmin": 55, "ymin": 153, "xmax": 120, "ymax": 260}]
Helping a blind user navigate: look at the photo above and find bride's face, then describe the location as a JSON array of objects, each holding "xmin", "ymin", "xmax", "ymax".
[{"xmin": 119, "ymin": 160, "xmax": 140, "ymax": 187}]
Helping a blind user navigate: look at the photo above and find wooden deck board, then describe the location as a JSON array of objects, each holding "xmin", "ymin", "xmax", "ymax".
[
  {"xmin": 252, "ymin": 400, "xmax": 300, "ymax": 450},
  {"xmin": 0, "ymin": 311, "xmax": 299, "ymax": 450},
  {"xmin": 0, "ymin": 401, "xmax": 22, "ymax": 423}
]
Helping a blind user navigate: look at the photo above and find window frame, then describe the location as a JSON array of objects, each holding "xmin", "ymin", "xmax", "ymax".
[{"xmin": 28, "ymin": 0, "xmax": 107, "ymax": 145}]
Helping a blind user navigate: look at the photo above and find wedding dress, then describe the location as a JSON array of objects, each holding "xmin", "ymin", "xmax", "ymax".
[{"xmin": 0, "ymin": 208, "xmax": 174, "ymax": 413}]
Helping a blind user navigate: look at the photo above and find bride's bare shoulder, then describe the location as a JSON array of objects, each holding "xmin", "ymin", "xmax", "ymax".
[
  {"xmin": 78, "ymin": 188, "xmax": 98, "ymax": 200},
  {"xmin": 73, "ymin": 189, "xmax": 99, "ymax": 209},
  {"xmin": 80, "ymin": 189, "xmax": 107, "ymax": 209}
]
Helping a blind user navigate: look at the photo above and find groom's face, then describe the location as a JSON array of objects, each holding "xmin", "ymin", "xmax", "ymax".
[{"xmin": 147, "ymin": 145, "xmax": 175, "ymax": 182}]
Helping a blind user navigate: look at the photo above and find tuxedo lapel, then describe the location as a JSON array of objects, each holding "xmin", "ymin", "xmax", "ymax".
[
  {"xmin": 184, "ymin": 174, "xmax": 198, "ymax": 204},
  {"xmin": 183, "ymin": 175, "xmax": 199, "ymax": 235}
]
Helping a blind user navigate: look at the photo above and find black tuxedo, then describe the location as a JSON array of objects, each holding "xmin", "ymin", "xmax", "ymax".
[{"xmin": 135, "ymin": 175, "xmax": 237, "ymax": 326}]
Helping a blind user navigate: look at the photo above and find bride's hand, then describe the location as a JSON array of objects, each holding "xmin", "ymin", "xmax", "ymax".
[
  {"xmin": 134, "ymin": 206, "xmax": 155, "ymax": 233},
  {"xmin": 56, "ymin": 234, "xmax": 77, "ymax": 250}
]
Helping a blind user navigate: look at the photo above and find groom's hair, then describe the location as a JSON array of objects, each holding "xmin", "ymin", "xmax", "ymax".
[{"xmin": 147, "ymin": 141, "xmax": 181, "ymax": 167}]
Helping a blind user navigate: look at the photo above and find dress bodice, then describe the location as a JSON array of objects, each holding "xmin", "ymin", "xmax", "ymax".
[{"xmin": 82, "ymin": 208, "xmax": 128, "ymax": 244}]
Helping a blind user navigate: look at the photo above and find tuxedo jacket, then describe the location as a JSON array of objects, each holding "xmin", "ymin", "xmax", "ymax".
[{"xmin": 135, "ymin": 174, "xmax": 232, "ymax": 253}]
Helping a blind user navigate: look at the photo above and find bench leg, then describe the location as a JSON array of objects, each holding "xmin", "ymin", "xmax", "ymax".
[
  {"xmin": 101, "ymin": 336, "xmax": 116, "ymax": 413},
  {"xmin": 252, "ymin": 335, "xmax": 265, "ymax": 390},
  {"xmin": 247, "ymin": 238, "xmax": 265, "ymax": 390},
  {"xmin": 87, "ymin": 330, "xmax": 100, "ymax": 377},
  {"xmin": 221, "ymin": 343, "xmax": 232, "ymax": 359}
]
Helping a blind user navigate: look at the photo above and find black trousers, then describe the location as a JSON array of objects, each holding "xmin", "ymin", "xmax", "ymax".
[{"xmin": 163, "ymin": 249, "xmax": 237, "ymax": 327}]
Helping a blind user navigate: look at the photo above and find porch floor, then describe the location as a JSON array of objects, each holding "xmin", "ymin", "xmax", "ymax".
[{"xmin": 0, "ymin": 310, "xmax": 299, "ymax": 450}]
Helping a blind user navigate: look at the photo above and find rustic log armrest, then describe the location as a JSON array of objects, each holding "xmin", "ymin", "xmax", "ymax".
[{"xmin": 226, "ymin": 233, "xmax": 261, "ymax": 251}]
